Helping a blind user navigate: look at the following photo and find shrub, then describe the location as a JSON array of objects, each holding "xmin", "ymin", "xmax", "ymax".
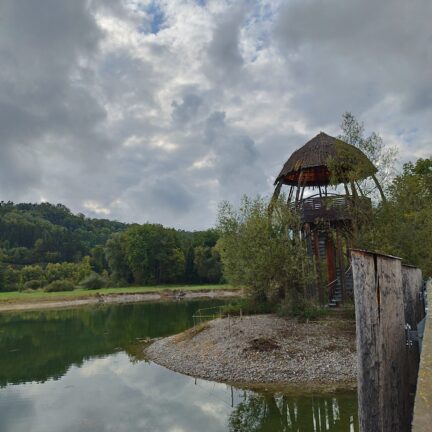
[
  {"xmin": 217, "ymin": 195, "xmax": 314, "ymax": 307},
  {"xmin": 221, "ymin": 299, "xmax": 276, "ymax": 316},
  {"xmin": 44, "ymin": 280, "xmax": 75, "ymax": 292},
  {"xmin": 23, "ymin": 279, "xmax": 43, "ymax": 290},
  {"xmin": 79, "ymin": 272, "xmax": 106, "ymax": 290},
  {"xmin": 0, "ymin": 266, "xmax": 20, "ymax": 292},
  {"xmin": 20, "ymin": 265, "xmax": 44, "ymax": 284},
  {"xmin": 277, "ymin": 299, "xmax": 327, "ymax": 321}
]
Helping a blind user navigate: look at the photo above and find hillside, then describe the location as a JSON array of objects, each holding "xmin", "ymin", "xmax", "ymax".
[{"xmin": 0, "ymin": 201, "xmax": 127, "ymax": 265}]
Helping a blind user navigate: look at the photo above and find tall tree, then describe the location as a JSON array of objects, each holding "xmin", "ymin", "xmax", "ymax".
[
  {"xmin": 339, "ymin": 112, "xmax": 397, "ymax": 198},
  {"xmin": 217, "ymin": 195, "xmax": 313, "ymax": 305}
]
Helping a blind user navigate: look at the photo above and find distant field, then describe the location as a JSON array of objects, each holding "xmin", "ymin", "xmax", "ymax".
[{"xmin": 0, "ymin": 284, "xmax": 237, "ymax": 304}]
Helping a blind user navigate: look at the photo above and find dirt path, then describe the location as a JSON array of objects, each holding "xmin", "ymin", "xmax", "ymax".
[{"xmin": 0, "ymin": 290, "xmax": 241, "ymax": 312}]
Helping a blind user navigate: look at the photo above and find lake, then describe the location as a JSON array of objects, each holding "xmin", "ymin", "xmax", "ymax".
[{"xmin": 0, "ymin": 300, "xmax": 358, "ymax": 432}]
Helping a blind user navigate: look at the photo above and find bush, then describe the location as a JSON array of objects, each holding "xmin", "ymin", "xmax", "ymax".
[
  {"xmin": 79, "ymin": 272, "xmax": 106, "ymax": 290},
  {"xmin": 221, "ymin": 299, "xmax": 276, "ymax": 316},
  {"xmin": 44, "ymin": 280, "xmax": 75, "ymax": 292},
  {"xmin": 23, "ymin": 279, "xmax": 43, "ymax": 290},
  {"xmin": 277, "ymin": 299, "xmax": 327, "ymax": 321},
  {"xmin": 217, "ymin": 195, "xmax": 314, "ymax": 307}
]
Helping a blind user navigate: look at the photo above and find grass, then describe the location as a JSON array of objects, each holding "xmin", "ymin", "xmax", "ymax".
[{"xmin": 0, "ymin": 284, "xmax": 238, "ymax": 304}]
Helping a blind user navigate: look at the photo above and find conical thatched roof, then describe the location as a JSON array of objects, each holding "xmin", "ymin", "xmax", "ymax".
[{"xmin": 275, "ymin": 132, "xmax": 377, "ymax": 186}]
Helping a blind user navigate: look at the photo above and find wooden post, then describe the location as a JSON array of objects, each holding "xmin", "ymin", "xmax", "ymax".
[
  {"xmin": 402, "ymin": 265, "xmax": 423, "ymax": 329},
  {"xmin": 351, "ymin": 250, "xmax": 408, "ymax": 432},
  {"xmin": 402, "ymin": 264, "xmax": 423, "ymax": 427},
  {"xmin": 326, "ymin": 235, "xmax": 336, "ymax": 303},
  {"xmin": 313, "ymin": 230, "xmax": 324, "ymax": 304},
  {"xmin": 336, "ymin": 227, "xmax": 347, "ymax": 303}
]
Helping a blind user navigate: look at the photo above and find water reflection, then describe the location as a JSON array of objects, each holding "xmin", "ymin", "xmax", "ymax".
[
  {"xmin": 0, "ymin": 301, "xmax": 358, "ymax": 432},
  {"xmin": 229, "ymin": 392, "xmax": 358, "ymax": 432},
  {"xmin": 0, "ymin": 300, "xmax": 226, "ymax": 387}
]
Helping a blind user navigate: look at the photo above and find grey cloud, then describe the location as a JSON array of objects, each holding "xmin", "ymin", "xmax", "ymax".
[
  {"xmin": 0, "ymin": 0, "xmax": 107, "ymax": 199},
  {"xmin": 172, "ymin": 93, "xmax": 203, "ymax": 125},
  {"xmin": 0, "ymin": 0, "xmax": 430, "ymax": 229},
  {"xmin": 204, "ymin": 5, "xmax": 248, "ymax": 84},
  {"xmin": 151, "ymin": 180, "xmax": 195, "ymax": 213},
  {"xmin": 275, "ymin": 0, "xmax": 432, "ymax": 124}
]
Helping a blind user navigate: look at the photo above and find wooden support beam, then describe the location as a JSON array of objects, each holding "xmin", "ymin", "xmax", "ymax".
[
  {"xmin": 372, "ymin": 174, "xmax": 387, "ymax": 202},
  {"xmin": 336, "ymin": 227, "xmax": 347, "ymax": 303},
  {"xmin": 352, "ymin": 250, "xmax": 409, "ymax": 432}
]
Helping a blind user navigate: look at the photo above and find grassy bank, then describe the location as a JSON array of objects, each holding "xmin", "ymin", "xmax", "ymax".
[{"xmin": 0, "ymin": 284, "xmax": 237, "ymax": 304}]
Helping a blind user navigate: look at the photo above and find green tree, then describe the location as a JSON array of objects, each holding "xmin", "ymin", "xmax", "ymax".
[
  {"xmin": 358, "ymin": 157, "xmax": 432, "ymax": 276},
  {"xmin": 20, "ymin": 265, "xmax": 45, "ymax": 285},
  {"xmin": 217, "ymin": 196, "xmax": 313, "ymax": 305},
  {"xmin": 193, "ymin": 246, "xmax": 222, "ymax": 283},
  {"xmin": 90, "ymin": 245, "xmax": 107, "ymax": 273},
  {"xmin": 105, "ymin": 233, "xmax": 133, "ymax": 285},
  {"xmin": 339, "ymin": 112, "xmax": 397, "ymax": 198},
  {"xmin": 123, "ymin": 224, "xmax": 184, "ymax": 284}
]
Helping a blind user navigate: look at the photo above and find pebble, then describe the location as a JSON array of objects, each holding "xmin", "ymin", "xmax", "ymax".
[{"xmin": 145, "ymin": 314, "xmax": 357, "ymax": 386}]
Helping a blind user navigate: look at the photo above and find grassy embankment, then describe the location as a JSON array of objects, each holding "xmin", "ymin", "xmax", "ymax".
[{"xmin": 0, "ymin": 284, "xmax": 237, "ymax": 304}]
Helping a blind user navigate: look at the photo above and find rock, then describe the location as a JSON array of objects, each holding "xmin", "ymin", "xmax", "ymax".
[{"xmin": 145, "ymin": 314, "xmax": 357, "ymax": 387}]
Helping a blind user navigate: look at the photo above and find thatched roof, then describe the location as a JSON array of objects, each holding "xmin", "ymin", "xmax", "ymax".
[{"xmin": 275, "ymin": 132, "xmax": 377, "ymax": 186}]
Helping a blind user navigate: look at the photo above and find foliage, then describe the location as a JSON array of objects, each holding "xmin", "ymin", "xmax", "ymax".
[
  {"xmin": 338, "ymin": 112, "xmax": 397, "ymax": 197},
  {"xmin": 44, "ymin": 280, "xmax": 76, "ymax": 292},
  {"xmin": 0, "ymin": 202, "xmax": 223, "ymax": 290},
  {"xmin": 217, "ymin": 195, "xmax": 314, "ymax": 306},
  {"xmin": 23, "ymin": 280, "xmax": 43, "ymax": 290},
  {"xmin": 221, "ymin": 299, "xmax": 276, "ymax": 316},
  {"xmin": 358, "ymin": 157, "xmax": 432, "ymax": 276},
  {"xmin": 104, "ymin": 233, "xmax": 133, "ymax": 285},
  {"xmin": 123, "ymin": 224, "xmax": 184, "ymax": 284},
  {"xmin": 193, "ymin": 246, "xmax": 222, "ymax": 283},
  {"xmin": 277, "ymin": 298, "xmax": 328, "ymax": 320},
  {"xmin": 104, "ymin": 224, "xmax": 220, "ymax": 286},
  {"xmin": 20, "ymin": 265, "xmax": 45, "ymax": 286},
  {"xmin": 0, "ymin": 201, "xmax": 126, "ymax": 265},
  {"xmin": 79, "ymin": 272, "xmax": 107, "ymax": 290}
]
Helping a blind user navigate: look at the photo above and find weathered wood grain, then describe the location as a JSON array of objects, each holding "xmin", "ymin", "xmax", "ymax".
[
  {"xmin": 402, "ymin": 264, "xmax": 423, "ymax": 427},
  {"xmin": 352, "ymin": 250, "xmax": 381, "ymax": 432},
  {"xmin": 352, "ymin": 250, "xmax": 409, "ymax": 432}
]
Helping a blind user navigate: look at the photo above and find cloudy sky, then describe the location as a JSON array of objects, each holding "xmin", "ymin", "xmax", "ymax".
[{"xmin": 1, "ymin": 0, "xmax": 431, "ymax": 230}]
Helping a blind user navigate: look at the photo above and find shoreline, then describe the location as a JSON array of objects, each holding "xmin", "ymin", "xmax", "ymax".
[
  {"xmin": 0, "ymin": 289, "xmax": 241, "ymax": 313},
  {"xmin": 145, "ymin": 314, "xmax": 357, "ymax": 391}
]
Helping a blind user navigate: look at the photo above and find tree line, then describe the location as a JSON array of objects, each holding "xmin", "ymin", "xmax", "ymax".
[{"xmin": 0, "ymin": 202, "xmax": 222, "ymax": 292}]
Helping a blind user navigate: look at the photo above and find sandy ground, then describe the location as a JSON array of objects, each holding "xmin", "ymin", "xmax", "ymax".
[
  {"xmin": 0, "ymin": 290, "xmax": 241, "ymax": 312},
  {"xmin": 146, "ymin": 314, "xmax": 357, "ymax": 390}
]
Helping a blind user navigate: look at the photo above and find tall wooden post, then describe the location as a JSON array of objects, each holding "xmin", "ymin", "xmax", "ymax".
[
  {"xmin": 402, "ymin": 265, "xmax": 423, "ymax": 427},
  {"xmin": 351, "ymin": 250, "xmax": 408, "ymax": 432}
]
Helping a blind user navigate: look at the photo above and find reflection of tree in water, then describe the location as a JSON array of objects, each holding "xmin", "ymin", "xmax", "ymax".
[
  {"xmin": 0, "ymin": 299, "xmax": 227, "ymax": 387},
  {"xmin": 229, "ymin": 392, "xmax": 358, "ymax": 432}
]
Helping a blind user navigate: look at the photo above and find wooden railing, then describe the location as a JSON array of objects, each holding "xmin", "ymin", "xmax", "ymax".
[{"xmin": 292, "ymin": 194, "xmax": 371, "ymax": 223}]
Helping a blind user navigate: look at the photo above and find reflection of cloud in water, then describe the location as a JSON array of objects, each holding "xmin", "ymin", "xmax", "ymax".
[
  {"xmin": 0, "ymin": 352, "xmax": 234, "ymax": 432},
  {"xmin": 0, "ymin": 352, "xmax": 358, "ymax": 431}
]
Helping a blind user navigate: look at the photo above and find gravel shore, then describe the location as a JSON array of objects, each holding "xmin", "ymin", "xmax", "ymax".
[
  {"xmin": 0, "ymin": 289, "xmax": 240, "ymax": 312},
  {"xmin": 145, "ymin": 314, "xmax": 357, "ymax": 389}
]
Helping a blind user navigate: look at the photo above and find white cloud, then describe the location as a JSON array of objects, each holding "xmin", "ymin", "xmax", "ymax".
[{"xmin": 0, "ymin": 0, "xmax": 430, "ymax": 229}]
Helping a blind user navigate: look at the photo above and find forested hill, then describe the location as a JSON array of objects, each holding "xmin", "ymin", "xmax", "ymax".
[
  {"xmin": 0, "ymin": 201, "xmax": 222, "ymax": 292},
  {"xmin": 0, "ymin": 201, "xmax": 127, "ymax": 265}
]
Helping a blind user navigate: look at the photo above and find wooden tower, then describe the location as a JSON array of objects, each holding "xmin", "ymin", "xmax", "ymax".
[{"xmin": 272, "ymin": 132, "xmax": 384, "ymax": 306}]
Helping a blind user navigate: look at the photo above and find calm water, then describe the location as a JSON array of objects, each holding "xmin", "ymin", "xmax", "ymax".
[{"xmin": 0, "ymin": 300, "xmax": 358, "ymax": 432}]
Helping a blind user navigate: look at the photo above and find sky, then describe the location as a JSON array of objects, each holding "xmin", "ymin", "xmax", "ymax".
[{"xmin": 0, "ymin": 0, "xmax": 431, "ymax": 230}]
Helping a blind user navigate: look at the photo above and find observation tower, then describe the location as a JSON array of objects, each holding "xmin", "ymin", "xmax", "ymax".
[{"xmin": 273, "ymin": 132, "xmax": 383, "ymax": 305}]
